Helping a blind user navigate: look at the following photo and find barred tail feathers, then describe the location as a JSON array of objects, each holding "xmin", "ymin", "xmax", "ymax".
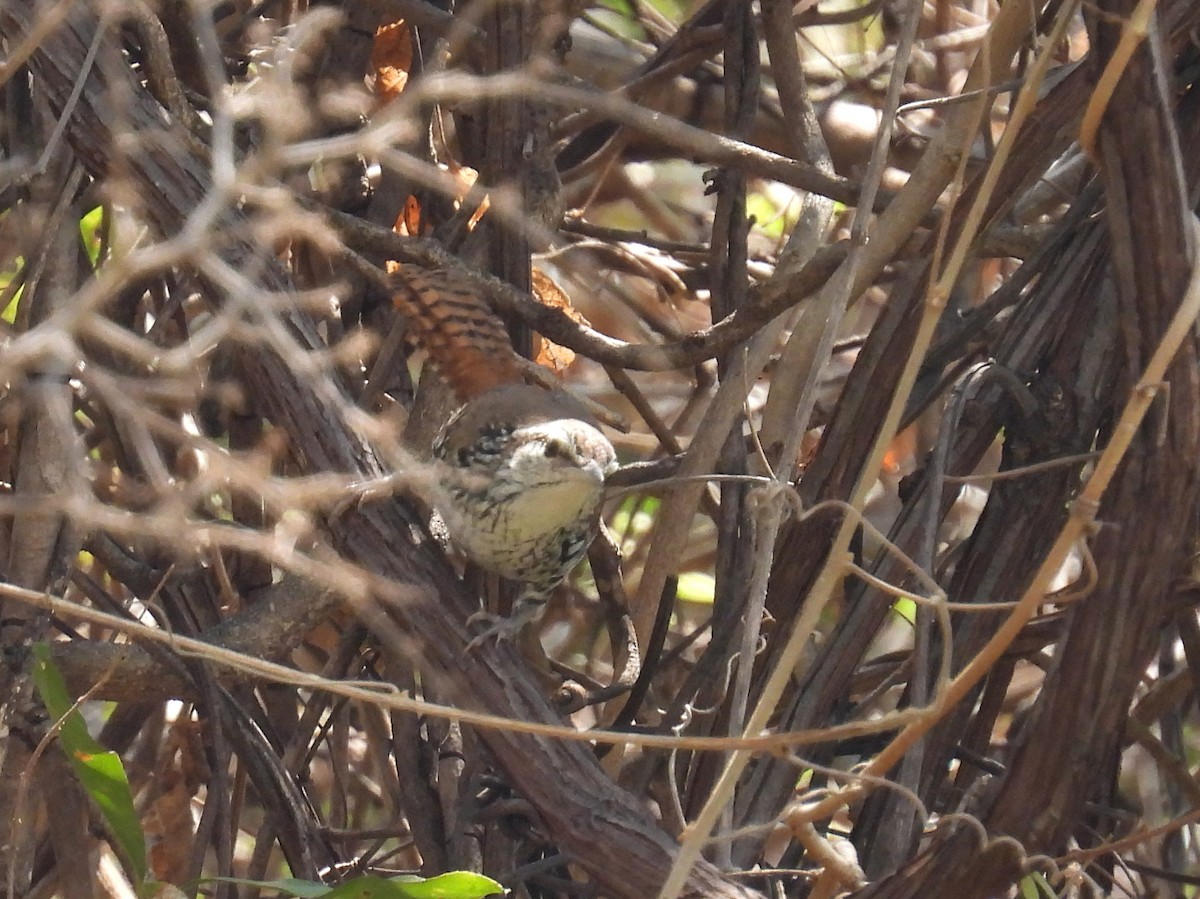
[{"xmin": 391, "ymin": 264, "xmax": 525, "ymax": 401}]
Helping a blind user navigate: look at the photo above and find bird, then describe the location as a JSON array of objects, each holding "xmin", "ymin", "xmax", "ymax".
[{"xmin": 392, "ymin": 264, "xmax": 618, "ymax": 643}]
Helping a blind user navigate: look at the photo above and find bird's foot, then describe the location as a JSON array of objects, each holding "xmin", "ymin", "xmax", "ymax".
[
  {"xmin": 465, "ymin": 595, "xmax": 547, "ymax": 650},
  {"xmin": 465, "ymin": 610, "xmax": 524, "ymax": 649},
  {"xmin": 330, "ymin": 473, "xmax": 404, "ymax": 520}
]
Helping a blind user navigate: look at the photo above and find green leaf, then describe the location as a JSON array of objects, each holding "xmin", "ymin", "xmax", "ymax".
[
  {"xmin": 390, "ymin": 871, "xmax": 505, "ymax": 898},
  {"xmin": 31, "ymin": 644, "xmax": 147, "ymax": 883},
  {"xmin": 610, "ymin": 495, "xmax": 659, "ymax": 537},
  {"xmin": 1018, "ymin": 872, "xmax": 1057, "ymax": 898},
  {"xmin": 891, "ymin": 597, "xmax": 917, "ymax": 626},
  {"xmin": 0, "ymin": 257, "xmax": 23, "ymax": 324},
  {"xmin": 203, "ymin": 878, "xmax": 332, "ymax": 898},
  {"xmin": 204, "ymin": 872, "xmax": 505, "ymax": 899},
  {"xmin": 746, "ymin": 192, "xmax": 789, "ymax": 241},
  {"xmin": 597, "ymin": 0, "xmax": 634, "ymax": 17},
  {"xmin": 79, "ymin": 206, "xmax": 105, "ymax": 265},
  {"xmin": 321, "ymin": 877, "xmax": 412, "ymax": 898},
  {"xmin": 676, "ymin": 571, "xmax": 716, "ymax": 605}
]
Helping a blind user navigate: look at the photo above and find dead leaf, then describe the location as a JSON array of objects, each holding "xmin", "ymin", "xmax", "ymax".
[
  {"xmin": 144, "ymin": 720, "xmax": 207, "ymax": 885},
  {"xmin": 372, "ymin": 20, "xmax": 412, "ymax": 101},
  {"xmin": 532, "ymin": 267, "xmax": 589, "ymax": 374},
  {"xmin": 399, "ymin": 194, "xmax": 424, "ymax": 237},
  {"xmin": 448, "ymin": 161, "xmax": 489, "ymax": 230},
  {"xmin": 146, "ymin": 775, "xmax": 194, "ymax": 885}
]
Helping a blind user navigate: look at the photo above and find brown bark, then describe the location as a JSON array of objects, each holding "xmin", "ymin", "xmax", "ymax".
[{"xmin": 0, "ymin": 2, "xmax": 759, "ymax": 895}]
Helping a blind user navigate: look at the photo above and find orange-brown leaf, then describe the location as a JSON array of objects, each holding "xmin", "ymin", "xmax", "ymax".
[
  {"xmin": 532, "ymin": 267, "xmax": 588, "ymax": 375},
  {"xmin": 446, "ymin": 161, "xmax": 489, "ymax": 230},
  {"xmin": 146, "ymin": 777, "xmax": 194, "ymax": 885},
  {"xmin": 398, "ymin": 194, "xmax": 424, "ymax": 237},
  {"xmin": 372, "ymin": 20, "xmax": 412, "ymax": 100}
]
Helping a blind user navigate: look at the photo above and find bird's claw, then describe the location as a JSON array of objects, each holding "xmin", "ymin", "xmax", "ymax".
[
  {"xmin": 465, "ymin": 595, "xmax": 548, "ymax": 649},
  {"xmin": 466, "ymin": 610, "xmax": 524, "ymax": 649},
  {"xmin": 330, "ymin": 473, "xmax": 403, "ymax": 520}
]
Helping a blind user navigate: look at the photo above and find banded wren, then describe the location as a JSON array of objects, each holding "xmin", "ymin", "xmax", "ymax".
[{"xmin": 392, "ymin": 265, "xmax": 618, "ymax": 642}]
